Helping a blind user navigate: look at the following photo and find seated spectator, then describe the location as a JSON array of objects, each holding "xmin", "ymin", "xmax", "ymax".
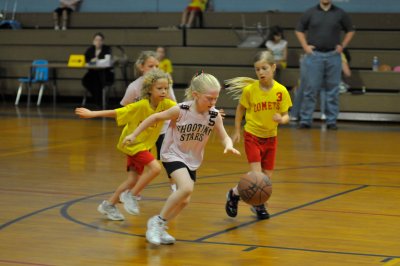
[
  {"xmin": 53, "ymin": 0, "xmax": 81, "ymax": 30},
  {"xmin": 82, "ymin": 32, "xmax": 114, "ymax": 107},
  {"xmin": 156, "ymin": 46, "xmax": 173, "ymax": 76},
  {"xmin": 180, "ymin": 0, "xmax": 208, "ymax": 28},
  {"xmin": 265, "ymin": 25, "xmax": 288, "ymax": 70}
]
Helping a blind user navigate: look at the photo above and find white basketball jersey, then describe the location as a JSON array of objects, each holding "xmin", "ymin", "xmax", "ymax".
[{"xmin": 161, "ymin": 101, "xmax": 219, "ymax": 171}]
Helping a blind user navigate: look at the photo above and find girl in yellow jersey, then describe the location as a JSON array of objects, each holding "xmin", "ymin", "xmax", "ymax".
[
  {"xmin": 75, "ymin": 69, "xmax": 176, "ymax": 221},
  {"xmin": 225, "ymin": 51, "xmax": 292, "ymax": 220}
]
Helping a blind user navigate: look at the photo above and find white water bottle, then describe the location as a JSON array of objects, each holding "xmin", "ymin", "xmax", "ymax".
[{"xmin": 372, "ymin": 56, "xmax": 379, "ymax": 71}]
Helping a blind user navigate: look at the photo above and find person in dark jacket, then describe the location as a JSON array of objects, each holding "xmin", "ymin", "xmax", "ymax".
[{"xmin": 82, "ymin": 32, "xmax": 114, "ymax": 107}]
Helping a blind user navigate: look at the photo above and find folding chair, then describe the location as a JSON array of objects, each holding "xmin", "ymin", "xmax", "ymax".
[{"xmin": 15, "ymin": 59, "xmax": 55, "ymax": 106}]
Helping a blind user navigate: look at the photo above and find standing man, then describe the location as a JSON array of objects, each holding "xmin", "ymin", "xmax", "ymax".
[{"xmin": 295, "ymin": 0, "xmax": 355, "ymax": 130}]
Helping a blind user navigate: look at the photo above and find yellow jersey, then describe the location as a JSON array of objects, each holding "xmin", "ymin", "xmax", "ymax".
[
  {"xmin": 240, "ymin": 80, "xmax": 292, "ymax": 138},
  {"xmin": 159, "ymin": 58, "xmax": 173, "ymax": 74},
  {"xmin": 115, "ymin": 98, "xmax": 176, "ymax": 156},
  {"xmin": 188, "ymin": 0, "xmax": 208, "ymax": 11}
]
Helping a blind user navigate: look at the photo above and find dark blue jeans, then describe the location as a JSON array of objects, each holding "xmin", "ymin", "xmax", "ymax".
[{"xmin": 300, "ymin": 51, "xmax": 341, "ymax": 125}]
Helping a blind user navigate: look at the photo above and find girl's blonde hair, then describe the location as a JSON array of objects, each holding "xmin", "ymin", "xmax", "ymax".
[
  {"xmin": 226, "ymin": 50, "xmax": 275, "ymax": 100},
  {"xmin": 184, "ymin": 72, "xmax": 221, "ymax": 100},
  {"xmin": 135, "ymin": 50, "xmax": 158, "ymax": 77},
  {"xmin": 141, "ymin": 69, "xmax": 171, "ymax": 99}
]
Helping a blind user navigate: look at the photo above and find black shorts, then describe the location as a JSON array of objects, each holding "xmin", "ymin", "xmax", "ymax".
[
  {"xmin": 162, "ymin": 161, "xmax": 196, "ymax": 182},
  {"xmin": 54, "ymin": 7, "xmax": 74, "ymax": 15},
  {"xmin": 156, "ymin": 134, "xmax": 165, "ymax": 161}
]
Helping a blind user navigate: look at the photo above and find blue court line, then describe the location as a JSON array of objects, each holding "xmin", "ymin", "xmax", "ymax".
[
  {"xmin": 0, "ymin": 192, "xmax": 110, "ymax": 231},
  {"xmin": 4, "ymin": 182, "xmax": 400, "ymax": 260},
  {"xmin": 60, "ymin": 202, "xmax": 145, "ymax": 238},
  {"xmin": 382, "ymin": 258, "xmax": 394, "ymax": 262},
  {"xmin": 187, "ymin": 239, "xmax": 400, "ymax": 259},
  {"xmin": 243, "ymin": 246, "xmax": 258, "ymax": 252},
  {"xmin": 194, "ymin": 185, "xmax": 369, "ymax": 242}
]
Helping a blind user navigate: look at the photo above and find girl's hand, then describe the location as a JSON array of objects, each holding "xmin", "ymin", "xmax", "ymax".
[
  {"xmin": 224, "ymin": 146, "xmax": 241, "ymax": 156},
  {"xmin": 219, "ymin": 108, "xmax": 226, "ymax": 120},
  {"xmin": 273, "ymin": 113, "xmax": 283, "ymax": 123},
  {"xmin": 123, "ymin": 134, "xmax": 135, "ymax": 146},
  {"xmin": 75, "ymin": 107, "xmax": 94, "ymax": 118},
  {"xmin": 231, "ymin": 130, "xmax": 241, "ymax": 143}
]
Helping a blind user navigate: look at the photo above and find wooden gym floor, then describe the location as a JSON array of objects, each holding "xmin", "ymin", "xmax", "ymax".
[{"xmin": 0, "ymin": 105, "xmax": 399, "ymax": 266}]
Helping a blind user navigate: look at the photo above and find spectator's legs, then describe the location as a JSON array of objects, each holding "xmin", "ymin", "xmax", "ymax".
[
  {"xmin": 186, "ymin": 10, "xmax": 197, "ymax": 27},
  {"xmin": 324, "ymin": 52, "xmax": 342, "ymax": 125},
  {"xmin": 290, "ymin": 59, "xmax": 307, "ymax": 120},
  {"xmin": 53, "ymin": 11, "xmax": 60, "ymax": 30},
  {"xmin": 61, "ymin": 9, "xmax": 68, "ymax": 30},
  {"xmin": 180, "ymin": 8, "xmax": 189, "ymax": 27},
  {"xmin": 299, "ymin": 53, "xmax": 324, "ymax": 126},
  {"xmin": 320, "ymin": 87, "xmax": 326, "ymax": 119},
  {"xmin": 82, "ymin": 71, "xmax": 103, "ymax": 107}
]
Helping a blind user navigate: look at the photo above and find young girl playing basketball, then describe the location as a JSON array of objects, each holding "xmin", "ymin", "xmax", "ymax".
[
  {"xmin": 123, "ymin": 72, "xmax": 241, "ymax": 245},
  {"xmin": 121, "ymin": 50, "xmax": 177, "ymax": 195},
  {"xmin": 225, "ymin": 50, "xmax": 292, "ymax": 220},
  {"xmin": 75, "ymin": 69, "xmax": 176, "ymax": 221}
]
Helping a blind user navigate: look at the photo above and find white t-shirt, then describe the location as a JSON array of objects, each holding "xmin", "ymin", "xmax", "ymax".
[
  {"xmin": 161, "ymin": 101, "xmax": 219, "ymax": 171},
  {"xmin": 265, "ymin": 39, "xmax": 287, "ymax": 61},
  {"xmin": 120, "ymin": 76, "xmax": 144, "ymax": 106}
]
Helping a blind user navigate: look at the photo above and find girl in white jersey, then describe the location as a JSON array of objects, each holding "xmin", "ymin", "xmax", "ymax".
[{"xmin": 123, "ymin": 72, "xmax": 241, "ymax": 245}]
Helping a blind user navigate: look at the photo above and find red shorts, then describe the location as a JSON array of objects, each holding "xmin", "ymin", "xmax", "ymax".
[
  {"xmin": 126, "ymin": 150, "xmax": 155, "ymax": 175},
  {"xmin": 186, "ymin": 6, "xmax": 202, "ymax": 12},
  {"xmin": 244, "ymin": 131, "xmax": 277, "ymax": 171}
]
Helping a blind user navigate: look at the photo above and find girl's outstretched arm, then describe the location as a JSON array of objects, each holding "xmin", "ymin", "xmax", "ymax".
[
  {"xmin": 214, "ymin": 113, "xmax": 241, "ymax": 155},
  {"xmin": 123, "ymin": 105, "xmax": 180, "ymax": 146},
  {"xmin": 75, "ymin": 107, "xmax": 116, "ymax": 119},
  {"xmin": 231, "ymin": 104, "xmax": 246, "ymax": 143}
]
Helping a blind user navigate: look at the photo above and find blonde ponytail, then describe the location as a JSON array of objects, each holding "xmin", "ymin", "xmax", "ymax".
[{"xmin": 225, "ymin": 77, "xmax": 257, "ymax": 100}]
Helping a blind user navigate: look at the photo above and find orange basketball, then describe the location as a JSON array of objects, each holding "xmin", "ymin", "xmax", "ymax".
[{"xmin": 237, "ymin": 171, "xmax": 272, "ymax": 205}]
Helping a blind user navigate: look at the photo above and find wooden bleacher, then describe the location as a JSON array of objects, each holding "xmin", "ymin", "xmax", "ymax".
[{"xmin": 0, "ymin": 12, "xmax": 399, "ymax": 117}]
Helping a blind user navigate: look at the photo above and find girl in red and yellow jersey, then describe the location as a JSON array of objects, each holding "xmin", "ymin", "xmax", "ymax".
[{"xmin": 225, "ymin": 50, "xmax": 292, "ymax": 220}]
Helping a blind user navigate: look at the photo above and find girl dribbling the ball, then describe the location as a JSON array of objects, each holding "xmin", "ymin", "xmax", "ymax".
[
  {"xmin": 123, "ymin": 72, "xmax": 241, "ymax": 245},
  {"xmin": 225, "ymin": 50, "xmax": 292, "ymax": 220}
]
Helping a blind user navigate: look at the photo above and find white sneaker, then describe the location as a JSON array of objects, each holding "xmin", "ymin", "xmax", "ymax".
[
  {"xmin": 146, "ymin": 216, "xmax": 165, "ymax": 245},
  {"xmin": 97, "ymin": 200, "xmax": 125, "ymax": 221},
  {"xmin": 61, "ymin": 26, "xmax": 67, "ymax": 30},
  {"xmin": 321, "ymin": 113, "xmax": 326, "ymax": 120},
  {"xmin": 119, "ymin": 190, "xmax": 140, "ymax": 215},
  {"xmin": 54, "ymin": 25, "xmax": 60, "ymax": 30},
  {"xmin": 161, "ymin": 226, "xmax": 175, "ymax": 244},
  {"xmin": 170, "ymin": 184, "xmax": 177, "ymax": 193}
]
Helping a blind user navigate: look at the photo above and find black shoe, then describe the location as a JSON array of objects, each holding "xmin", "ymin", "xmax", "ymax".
[
  {"xmin": 327, "ymin": 124, "xmax": 338, "ymax": 130},
  {"xmin": 225, "ymin": 189, "xmax": 240, "ymax": 217},
  {"xmin": 250, "ymin": 204, "xmax": 270, "ymax": 220},
  {"xmin": 297, "ymin": 123, "xmax": 311, "ymax": 129}
]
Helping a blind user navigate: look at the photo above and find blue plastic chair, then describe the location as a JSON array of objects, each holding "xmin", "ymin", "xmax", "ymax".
[{"xmin": 15, "ymin": 59, "xmax": 54, "ymax": 106}]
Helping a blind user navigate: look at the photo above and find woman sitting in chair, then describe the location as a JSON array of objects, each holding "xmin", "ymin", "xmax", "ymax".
[{"xmin": 82, "ymin": 32, "xmax": 114, "ymax": 107}]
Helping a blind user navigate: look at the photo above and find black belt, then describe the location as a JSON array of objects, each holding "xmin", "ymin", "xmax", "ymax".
[{"xmin": 315, "ymin": 48, "xmax": 335, "ymax": 52}]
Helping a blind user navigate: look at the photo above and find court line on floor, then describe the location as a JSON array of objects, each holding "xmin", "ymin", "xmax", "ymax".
[
  {"xmin": 0, "ymin": 259, "xmax": 57, "ymax": 266},
  {"xmin": 2, "ymin": 181, "xmax": 399, "ymax": 260},
  {"xmin": 194, "ymin": 185, "xmax": 369, "ymax": 242},
  {"xmin": 58, "ymin": 183, "xmax": 400, "ymax": 259},
  {"xmin": 0, "ymin": 192, "xmax": 110, "ymax": 231}
]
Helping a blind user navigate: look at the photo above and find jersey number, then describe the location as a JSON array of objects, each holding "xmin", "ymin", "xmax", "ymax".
[
  {"xmin": 276, "ymin": 92, "xmax": 282, "ymax": 102},
  {"xmin": 208, "ymin": 111, "xmax": 218, "ymax": 126}
]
